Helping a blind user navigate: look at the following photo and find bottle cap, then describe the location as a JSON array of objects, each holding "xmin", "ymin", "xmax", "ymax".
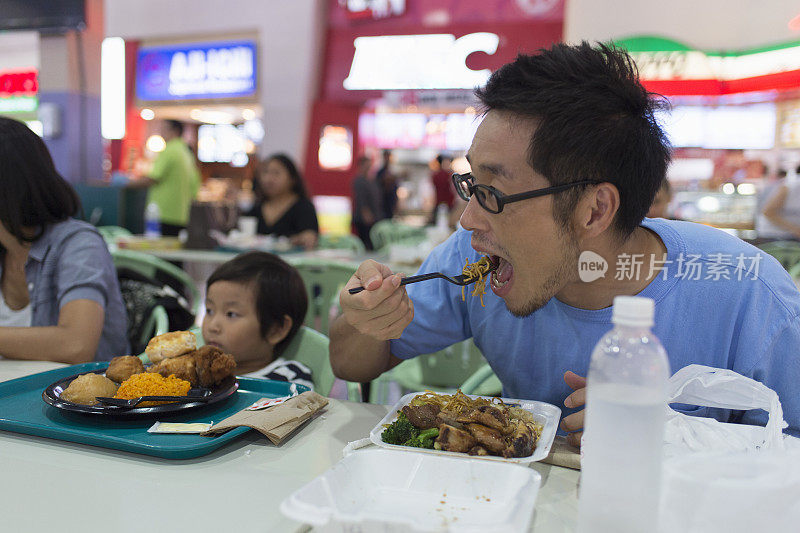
[{"xmin": 612, "ymin": 295, "xmax": 654, "ymax": 327}]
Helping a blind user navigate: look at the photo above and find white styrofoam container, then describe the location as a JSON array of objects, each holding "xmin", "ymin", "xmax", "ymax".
[
  {"xmin": 280, "ymin": 448, "xmax": 541, "ymax": 532},
  {"xmin": 369, "ymin": 392, "xmax": 561, "ymax": 464}
]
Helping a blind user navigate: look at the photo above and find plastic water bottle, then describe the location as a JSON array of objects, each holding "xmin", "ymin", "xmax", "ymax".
[
  {"xmin": 577, "ymin": 296, "xmax": 671, "ymax": 533},
  {"xmin": 144, "ymin": 202, "xmax": 161, "ymax": 239}
]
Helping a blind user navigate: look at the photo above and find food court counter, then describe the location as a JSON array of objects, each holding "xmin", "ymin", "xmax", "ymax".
[{"xmin": 0, "ymin": 362, "xmax": 579, "ymax": 532}]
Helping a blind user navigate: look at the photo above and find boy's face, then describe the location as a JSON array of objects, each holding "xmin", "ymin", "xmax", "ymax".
[{"xmin": 202, "ymin": 280, "xmax": 273, "ymax": 371}]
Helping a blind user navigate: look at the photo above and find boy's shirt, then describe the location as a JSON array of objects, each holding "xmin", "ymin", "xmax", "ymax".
[
  {"xmin": 390, "ymin": 219, "xmax": 800, "ymax": 436},
  {"xmin": 241, "ymin": 358, "xmax": 314, "ymax": 391}
]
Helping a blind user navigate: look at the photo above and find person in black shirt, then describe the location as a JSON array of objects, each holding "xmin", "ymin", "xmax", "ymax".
[{"xmin": 246, "ymin": 153, "xmax": 319, "ymax": 249}]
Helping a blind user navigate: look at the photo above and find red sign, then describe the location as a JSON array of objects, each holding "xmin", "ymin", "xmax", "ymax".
[{"xmin": 0, "ymin": 69, "xmax": 38, "ymax": 97}]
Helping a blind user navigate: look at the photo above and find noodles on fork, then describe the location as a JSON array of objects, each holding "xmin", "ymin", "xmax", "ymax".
[{"xmin": 461, "ymin": 256, "xmax": 493, "ymax": 306}]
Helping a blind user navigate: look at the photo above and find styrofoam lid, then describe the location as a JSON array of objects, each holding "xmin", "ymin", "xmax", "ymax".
[{"xmin": 612, "ymin": 295, "xmax": 654, "ymax": 327}]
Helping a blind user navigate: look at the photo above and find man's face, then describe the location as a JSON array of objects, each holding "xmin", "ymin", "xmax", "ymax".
[{"xmin": 460, "ymin": 111, "xmax": 580, "ymax": 317}]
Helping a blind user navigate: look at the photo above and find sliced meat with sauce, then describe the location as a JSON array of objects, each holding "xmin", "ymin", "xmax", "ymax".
[
  {"xmin": 435, "ymin": 424, "xmax": 477, "ymax": 453},
  {"xmin": 468, "ymin": 445, "xmax": 489, "ymax": 456},
  {"xmin": 465, "ymin": 423, "xmax": 506, "ymax": 454},
  {"xmin": 502, "ymin": 420, "xmax": 536, "ymax": 458},
  {"xmin": 435, "ymin": 409, "xmax": 464, "ymax": 429},
  {"xmin": 401, "ymin": 403, "xmax": 441, "ymax": 429},
  {"xmin": 456, "ymin": 404, "xmax": 510, "ymax": 432}
]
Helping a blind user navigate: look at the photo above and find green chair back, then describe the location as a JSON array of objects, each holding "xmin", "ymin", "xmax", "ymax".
[
  {"xmin": 369, "ymin": 339, "xmax": 501, "ymax": 403},
  {"xmin": 111, "ymin": 248, "xmax": 200, "ymax": 316},
  {"xmin": 97, "ymin": 225, "xmax": 133, "ymax": 245},
  {"xmin": 460, "ymin": 363, "xmax": 503, "ymax": 396},
  {"xmin": 369, "ymin": 219, "xmax": 427, "ymax": 252},
  {"xmin": 757, "ymin": 240, "xmax": 800, "ymax": 272},
  {"xmin": 289, "ymin": 258, "xmax": 359, "ymax": 334},
  {"xmin": 318, "ymin": 233, "xmax": 366, "ymax": 255}
]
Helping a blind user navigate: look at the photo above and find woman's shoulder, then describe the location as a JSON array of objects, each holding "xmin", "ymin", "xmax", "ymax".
[
  {"xmin": 292, "ymin": 197, "xmax": 317, "ymax": 211},
  {"xmin": 41, "ymin": 219, "xmax": 103, "ymax": 247}
]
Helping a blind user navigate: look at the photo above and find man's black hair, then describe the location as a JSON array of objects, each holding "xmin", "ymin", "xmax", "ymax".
[
  {"xmin": 0, "ymin": 117, "xmax": 81, "ymax": 244},
  {"xmin": 165, "ymin": 119, "xmax": 184, "ymax": 137},
  {"xmin": 206, "ymin": 251, "xmax": 307, "ymax": 356},
  {"xmin": 474, "ymin": 41, "xmax": 671, "ymax": 237}
]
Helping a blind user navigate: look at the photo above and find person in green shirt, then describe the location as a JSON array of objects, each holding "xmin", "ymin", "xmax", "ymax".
[{"xmin": 138, "ymin": 120, "xmax": 201, "ymax": 235}]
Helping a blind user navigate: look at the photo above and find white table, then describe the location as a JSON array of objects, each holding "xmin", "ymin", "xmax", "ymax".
[{"xmin": 0, "ymin": 362, "xmax": 579, "ymax": 532}]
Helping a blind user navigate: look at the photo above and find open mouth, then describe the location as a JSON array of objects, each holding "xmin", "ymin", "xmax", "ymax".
[{"xmin": 484, "ymin": 254, "xmax": 513, "ymax": 295}]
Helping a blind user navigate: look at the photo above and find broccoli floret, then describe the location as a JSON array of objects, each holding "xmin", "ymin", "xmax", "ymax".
[
  {"xmin": 381, "ymin": 412, "xmax": 418, "ymax": 445},
  {"xmin": 402, "ymin": 428, "xmax": 439, "ymax": 449}
]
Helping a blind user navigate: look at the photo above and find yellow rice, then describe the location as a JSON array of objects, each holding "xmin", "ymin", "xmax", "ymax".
[{"xmin": 114, "ymin": 373, "xmax": 191, "ymax": 405}]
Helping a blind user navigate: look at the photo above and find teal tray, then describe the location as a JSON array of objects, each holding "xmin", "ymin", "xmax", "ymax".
[{"xmin": 0, "ymin": 362, "xmax": 309, "ymax": 459}]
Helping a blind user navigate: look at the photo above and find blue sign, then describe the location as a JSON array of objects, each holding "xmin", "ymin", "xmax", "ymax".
[{"xmin": 136, "ymin": 40, "xmax": 257, "ymax": 101}]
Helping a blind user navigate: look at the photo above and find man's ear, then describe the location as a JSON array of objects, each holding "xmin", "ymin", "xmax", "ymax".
[
  {"xmin": 575, "ymin": 183, "xmax": 620, "ymax": 238},
  {"xmin": 266, "ymin": 315, "xmax": 293, "ymax": 345}
]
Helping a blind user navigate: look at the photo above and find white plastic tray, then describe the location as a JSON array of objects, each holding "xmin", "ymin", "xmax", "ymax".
[
  {"xmin": 369, "ymin": 392, "xmax": 561, "ymax": 464},
  {"xmin": 280, "ymin": 448, "xmax": 541, "ymax": 532}
]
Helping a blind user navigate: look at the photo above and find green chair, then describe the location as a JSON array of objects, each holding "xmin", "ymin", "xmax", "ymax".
[
  {"xmin": 369, "ymin": 339, "xmax": 502, "ymax": 403},
  {"xmin": 369, "ymin": 219, "xmax": 427, "ymax": 252},
  {"xmin": 318, "ymin": 233, "xmax": 366, "ymax": 255},
  {"xmin": 757, "ymin": 240, "xmax": 800, "ymax": 272},
  {"xmin": 156, "ymin": 326, "xmax": 360, "ymax": 400},
  {"xmin": 288, "ymin": 258, "xmax": 360, "ymax": 334},
  {"xmin": 460, "ymin": 363, "xmax": 502, "ymax": 396},
  {"xmin": 111, "ymin": 248, "xmax": 200, "ymax": 316},
  {"xmin": 97, "ymin": 225, "xmax": 133, "ymax": 246}
]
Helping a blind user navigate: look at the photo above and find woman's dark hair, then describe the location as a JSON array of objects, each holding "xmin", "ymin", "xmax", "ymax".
[
  {"xmin": 474, "ymin": 41, "xmax": 671, "ymax": 237},
  {"xmin": 254, "ymin": 153, "xmax": 309, "ymax": 201},
  {"xmin": 206, "ymin": 251, "xmax": 307, "ymax": 356},
  {"xmin": 0, "ymin": 117, "xmax": 81, "ymax": 243}
]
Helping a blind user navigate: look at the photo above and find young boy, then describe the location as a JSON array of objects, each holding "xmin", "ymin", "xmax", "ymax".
[{"xmin": 201, "ymin": 251, "xmax": 313, "ymax": 389}]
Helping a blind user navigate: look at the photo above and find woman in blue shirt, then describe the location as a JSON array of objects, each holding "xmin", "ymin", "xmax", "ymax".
[{"xmin": 0, "ymin": 117, "xmax": 128, "ymax": 362}]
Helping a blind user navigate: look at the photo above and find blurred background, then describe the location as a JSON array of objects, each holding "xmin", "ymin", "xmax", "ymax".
[{"xmin": 3, "ymin": 0, "xmax": 800, "ymax": 239}]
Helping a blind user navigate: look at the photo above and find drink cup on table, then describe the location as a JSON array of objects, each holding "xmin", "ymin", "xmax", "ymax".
[{"xmin": 237, "ymin": 216, "xmax": 258, "ymax": 237}]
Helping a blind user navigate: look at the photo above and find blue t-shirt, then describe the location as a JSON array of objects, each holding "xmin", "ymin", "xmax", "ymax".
[{"xmin": 390, "ymin": 219, "xmax": 800, "ymax": 436}]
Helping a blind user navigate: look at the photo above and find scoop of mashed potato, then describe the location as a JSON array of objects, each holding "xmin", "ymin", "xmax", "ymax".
[{"xmin": 61, "ymin": 373, "xmax": 119, "ymax": 405}]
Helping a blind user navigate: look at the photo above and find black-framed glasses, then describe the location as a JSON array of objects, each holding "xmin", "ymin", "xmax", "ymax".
[{"xmin": 452, "ymin": 172, "xmax": 596, "ymax": 214}]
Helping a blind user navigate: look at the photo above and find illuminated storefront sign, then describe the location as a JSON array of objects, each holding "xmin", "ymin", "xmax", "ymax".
[
  {"xmin": 0, "ymin": 68, "xmax": 38, "ymax": 112},
  {"xmin": 342, "ymin": 0, "xmax": 405, "ymax": 20},
  {"xmin": 343, "ymin": 32, "xmax": 499, "ymax": 90},
  {"xmin": 619, "ymin": 36, "xmax": 800, "ymax": 95},
  {"xmin": 136, "ymin": 40, "xmax": 257, "ymax": 101}
]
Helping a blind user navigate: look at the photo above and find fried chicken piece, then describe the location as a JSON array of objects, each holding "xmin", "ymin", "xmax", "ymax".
[
  {"xmin": 501, "ymin": 420, "xmax": 536, "ymax": 458},
  {"xmin": 436, "ymin": 409, "xmax": 465, "ymax": 429},
  {"xmin": 465, "ymin": 423, "xmax": 506, "ymax": 454},
  {"xmin": 147, "ymin": 346, "xmax": 236, "ymax": 388},
  {"xmin": 147, "ymin": 353, "xmax": 198, "ymax": 385},
  {"xmin": 192, "ymin": 345, "xmax": 236, "ymax": 387},
  {"xmin": 402, "ymin": 403, "xmax": 441, "ymax": 429},
  {"xmin": 106, "ymin": 355, "xmax": 145, "ymax": 383},
  {"xmin": 435, "ymin": 424, "xmax": 477, "ymax": 453},
  {"xmin": 456, "ymin": 404, "xmax": 510, "ymax": 432}
]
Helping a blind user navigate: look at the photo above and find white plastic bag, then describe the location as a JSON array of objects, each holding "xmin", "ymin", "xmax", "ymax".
[{"xmin": 664, "ymin": 364, "xmax": 788, "ymax": 456}]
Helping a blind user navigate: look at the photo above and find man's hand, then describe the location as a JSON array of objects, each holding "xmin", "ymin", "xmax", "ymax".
[
  {"xmin": 339, "ymin": 259, "xmax": 414, "ymax": 341},
  {"xmin": 560, "ymin": 371, "xmax": 587, "ymax": 447}
]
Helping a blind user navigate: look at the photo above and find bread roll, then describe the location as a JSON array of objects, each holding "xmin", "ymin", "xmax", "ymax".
[{"xmin": 145, "ymin": 331, "xmax": 196, "ymax": 364}]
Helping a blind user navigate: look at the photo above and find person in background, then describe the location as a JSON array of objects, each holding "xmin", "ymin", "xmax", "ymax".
[
  {"xmin": 646, "ymin": 178, "xmax": 673, "ymax": 219},
  {"xmin": 352, "ymin": 155, "xmax": 383, "ymax": 250},
  {"xmin": 245, "ymin": 153, "xmax": 319, "ymax": 250},
  {"xmin": 0, "ymin": 117, "xmax": 128, "ymax": 363},
  {"xmin": 758, "ymin": 168, "xmax": 800, "ymax": 241},
  {"xmin": 375, "ymin": 149, "xmax": 398, "ymax": 220},
  {"xmin": 202, "ymin": 251, "xmax": 312, "ymax": 389},
  {"xmin": 135, "ymin": 119, "xmax": 201, "ymax": 236},
  {"xmin": 330, "ymin": 43, "xmax": 800, "ymax": 441},
  {"xmin": 430, "ymin": 153, "xmax": 455, "ymax": 224}
]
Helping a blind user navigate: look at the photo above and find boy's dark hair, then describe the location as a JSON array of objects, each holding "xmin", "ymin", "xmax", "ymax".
[
  {"xmin": 207, "ymin": 251, "xmax": 307, "ymax": 356},
  {"xmin": 474, "ymin": 41, "xmax": 671, "ymax": 237},
  {"xmin": 165, "ymin": 119, "xmax": 184, "ymax": 137},
  {"xmin": 0, "ymin": 117, "xmax": 81, "ymax": 243}
]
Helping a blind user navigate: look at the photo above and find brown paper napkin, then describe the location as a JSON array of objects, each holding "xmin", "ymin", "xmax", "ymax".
[
  {"xmin": 201, "ymin": 391, "xmax": 328, "ymax": 445},
  {"xmin": 541, "ymin": 435, "xmax": 581, "ymax": 470}
]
